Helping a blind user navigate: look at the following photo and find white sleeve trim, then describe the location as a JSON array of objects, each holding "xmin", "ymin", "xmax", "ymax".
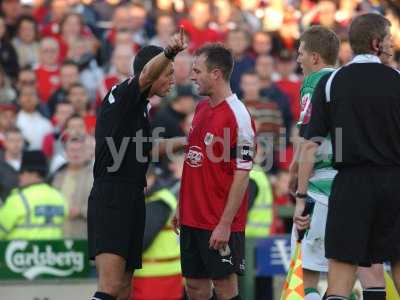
[{"xmin": 226, "ymin": 94, "xmax": 255, "ymax": 170}]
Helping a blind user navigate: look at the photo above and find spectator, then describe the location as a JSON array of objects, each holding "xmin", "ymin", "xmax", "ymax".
[
  {"xmin": 1, "ymin": 0, "xmax": 22, "ymax": 38},
  {"xmin": 49, "ymin": 114, "xmax": 87, "ymax": 173},
  {"xmin": 42, "ymin": 101, "xmax": 74, "ymax": 158},
  {"xmin": 0, "ymin": 104, "xmax": 17, "ymax": 150},
  {"xmin": 210, "ymin": 0, "xmax": 236, "ymax": 34},
  {"xmin": 236, "ymin": 0, "xmax": 262, "ymax": 32},
  {"xmin": 67, "ymin": 38, "xmax": 103, "ymax": 102},
  {"xmin": 338, "ymin": 38, "xmax": 353, "ymax": 66},
  {"xmin": 274, "ymin": 50, "xmax": 301, "ymax": 121},
  {"xmin": 40, "ymin": 0, "xmax": 71, "ymax": 37},
  {"xmin": 67, "ymin": 83, "xmax": 96, "ymax": 134},
  {"xmin": 128, "ymin": 3, "xmax": 150, "ymax": 47},
  {"xmin": 151, "ymin": 85, "xmax": 196, "ymax": 139},
  {"xmin": 173, "ymin": 52, "xmax": 193, "ymax": 87},
  {"xmin": 90, "ymin": 0, "xmax": 124, "ymax": 22},
  {"xmin": 0, "ymin": 127, "xmax": 24, "ymax": 201},
  {"xmin": 34, "ymin": 37, "xmax": 61, "ymax": 103},
  {"xmin": 67, "ymin": 0, "xmax": 100, "ymax": 38},
  {"xmin": 56, "ymin": 12, "xmax": 96, "ymax": 62},
  {"xmin": 149, "ymin": 13, "xmax": 176, "ymax": 48},
  {"xmin": 301, "ymin": 0, "xmax": 347, "ymax": 38},
  {"xmin": 16, "ymin": 86, "xmax": 53, "ymax": 150},
  {"xmin": 255, "ymin": 54, "xmax": 292, "ymax": 138},
  {"xmin": 98, "ymin": 44, "xmax": 135, "ymax": 102},
  {"xmin": 271, "ymin": 169, "xmax": 292, "ymax": 232},
  {"xmin": 102, "ymin": 3, "xmax": 148, "ymax": 61},
  {"xmin": 251, "ymin": 31, "xmax": 274, "ymax": 58},
  {"xmin": 63, "ymin": 114, "xmax": 87, "ymax": 138},
  {"xmin": 240, "ymin": 71, "xmax": 284, "ymax": 137},
  {"xmin": 225, "ymin": 29, "xmax": 255, "ymax": 95},
  {"xmin": 47, "ymin": 60, "xmax": 80, "ymax": 116},
  {"xmin": 12, "ymin": 15, "xmax": 40, "ymax": 68},
  {"xmin": 0, "ymin": 66, "xmax": 17, "ymax": 104},
  {"xmin": 152, "ymin": 0, "xmax": 186, "ymax": 20},
  {"xmin": 336, "ymin": 0, "xmax": 359, "ymax": 28},
  {"xmin": 16, "ymin": 67, "xmax": 36, "ymax": 90},
  {"xmin": 0, "ymin": 15, "xmax": 19, "ymax": 80},
  {"xmin": 240, "ymin": 71, "xmax": 283, "ymax": 173},
  {"xmin": 0, "ymin": 150, "xmax": 68, "ymax": 241},
  {"xmin": 276, "ymin": 13, "xmax": 300, "ymax": 53},
  {"xmin": 15, "ymin": 67, "xmax": 52, "ymax": 115},
  {"xmin": 179, "ymin": 0, "xmax": 223, "ymax": 52},
  {"xmin": 52, "ymin": 135, "xmax": 93, "ymax": 238}
]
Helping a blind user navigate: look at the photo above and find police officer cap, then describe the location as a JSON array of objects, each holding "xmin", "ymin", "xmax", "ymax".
[
  {"xmin": 133, "ymin": 45, "xmax": 164, "ymax": 76},
  {"xmin": 20, "ymin": 150, "xmax": 48, "ymax": 177}
]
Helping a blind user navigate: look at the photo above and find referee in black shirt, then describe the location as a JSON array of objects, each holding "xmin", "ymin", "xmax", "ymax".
[
  {"xmin": 88, "ymin": 29, "xmax": 187, "ymax": 300},
  {"xmin": 298, "ymin": 14, "xmax": 400, "ymax": 299}
]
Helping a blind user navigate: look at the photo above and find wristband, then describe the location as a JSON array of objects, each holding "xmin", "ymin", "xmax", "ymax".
[
  {"xmin": 164, "ymin": 47, "xmax": 178, "ymax": 60},
  {"xmin": 295, "ymin": 192, "xmax": 308, "ymax": 199}
]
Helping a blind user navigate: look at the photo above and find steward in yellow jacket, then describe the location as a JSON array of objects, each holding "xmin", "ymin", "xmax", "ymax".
[{"xmin": 0, "ymin": 151, "xmax": 67, "ymax": 240}]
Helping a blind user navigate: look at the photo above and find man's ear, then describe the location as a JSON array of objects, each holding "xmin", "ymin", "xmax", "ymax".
[
  {"xmin": 311, "ymin": 52, "xmax": 319, "ymax": 65},
  {"xmin": 372, "ymin": 38, "xmax": 381, "ymax": 54},
  {"xmin": 211, "ymin": 68, "xmax": 221, "ymax": 80}
]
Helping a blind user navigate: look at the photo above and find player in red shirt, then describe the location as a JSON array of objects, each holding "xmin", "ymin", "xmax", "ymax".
[{"xmin": 174, "ymin": 44, "xmax": 255, "ymax": 300}]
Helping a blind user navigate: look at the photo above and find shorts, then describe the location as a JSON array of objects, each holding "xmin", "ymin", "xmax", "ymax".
[
  {"xmin": 88, "ymin": 178, "xmax": 145, "ymax": 271},
  {"xmin": 180, "ymin": 225, "xmax": 245, "ymax": 279},
  {"xmin": 291, "ymin": 199, "xmax": 328, "ymax": 272},
  {"xmin": 326, "ymin": 166, "xmax": 400, "ymax": 266}
]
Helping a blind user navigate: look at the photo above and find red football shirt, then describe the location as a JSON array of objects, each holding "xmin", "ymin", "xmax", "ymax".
[
  {"xmin": 180, "ymin": 94, "xmax": 256, "ymax": 232},
  {"xmin": 34, "ymin": 64, "xmax": 60, "ymax": 103}
]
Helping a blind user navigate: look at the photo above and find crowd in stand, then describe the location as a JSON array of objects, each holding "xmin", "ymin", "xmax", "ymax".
[{"xmin": 0, "ymin": 0, "xmax": 400, "ymax": 239}]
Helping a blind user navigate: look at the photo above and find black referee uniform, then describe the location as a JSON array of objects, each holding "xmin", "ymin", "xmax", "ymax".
[
  {"xmin": 88, "ymin": 74, "xmax": 152, "ymax": 271},
  {"xmin": 304, "ymin": 54, "xmax": 400, "ymax": 266}
]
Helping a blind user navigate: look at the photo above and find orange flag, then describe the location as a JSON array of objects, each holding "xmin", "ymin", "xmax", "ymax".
[{"xmin": 280, "ymin": 241, "xmax": 305, "ymax": 300}]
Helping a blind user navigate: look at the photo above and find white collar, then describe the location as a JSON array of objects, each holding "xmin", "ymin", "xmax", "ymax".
[
  {"xmin": 349, "ymin": 54, "xmax": 381, "ymax": 65},
  {"xmin": 226, "ymin": 93, "xmax": 238, "ymax": 102}
]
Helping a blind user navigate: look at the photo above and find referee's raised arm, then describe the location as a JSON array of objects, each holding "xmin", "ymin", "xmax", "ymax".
[{"xmin": 139, "ymin": 27, "xmax": 187, "ymax": 91}]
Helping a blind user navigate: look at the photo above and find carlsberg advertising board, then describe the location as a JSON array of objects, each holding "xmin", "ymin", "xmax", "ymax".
[{"xmin": 0, "ymin": 240, "xmax": 89, "ymax": 280}]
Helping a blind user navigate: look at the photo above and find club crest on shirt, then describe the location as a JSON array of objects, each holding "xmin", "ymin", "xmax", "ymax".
[
  {"xmin": 204, "ymin": 132, "xmax": 214, "ymax": 145},
  {"xmin": 299, "ymin": 93, "xmax": 312, "ymax": 125}
]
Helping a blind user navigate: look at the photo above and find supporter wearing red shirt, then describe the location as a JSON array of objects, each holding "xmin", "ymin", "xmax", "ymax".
[
  {"xmin": 34, "ymin": 37, "xmax": 60, "ymax": 103},
  {"xmin": 97, "ymin": 44, "xmax": 135, "ymax": 106},
  {"xmin": 179, "ymin": 0, "xmax": 223, "ymax": 53},
  {"xmin": 67, "ymin": 83, "xmax": 96, "ymax": 134},
  {"xmin": 42, "ymin": 12, "xmax": 95, "ymax": 62},
  {"xmin": 274, "ymin": 50, "xmax": 301, "ymax": 120},
  {"xmin": 175, "ymin": 44, "xmax": 255, "ymax": 300},
  {"xmin": 102, "ymin": 3, "xmax": 147, "ymax": 61}
]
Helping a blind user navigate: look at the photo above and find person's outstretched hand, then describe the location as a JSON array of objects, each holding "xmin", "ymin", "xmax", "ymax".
[{"xmin": 165, "ymin": 26, "xmax": 188, "ymax": 58}]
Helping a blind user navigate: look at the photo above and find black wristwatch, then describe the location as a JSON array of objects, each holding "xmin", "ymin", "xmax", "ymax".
[
  {"xmin": 164, "ymin": 47, "xmax": 178, "ymax": 60},
  {"xmin": 295, "ymin": 191, "xmax": 308, "ymax": 199}
]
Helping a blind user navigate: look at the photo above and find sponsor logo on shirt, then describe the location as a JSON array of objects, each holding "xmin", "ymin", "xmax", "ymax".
[
  {"xmin": 204, "ymin": 132, "xmax": 214, "ymax": 145},
  {"xmin": 185, "ymin": 146, "xmax": 204, "ymax": 167}
]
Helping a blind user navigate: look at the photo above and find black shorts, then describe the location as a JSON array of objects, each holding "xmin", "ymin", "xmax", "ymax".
[
  {"xmin": 180, "ymin": 225, "xmax": 245, "ymax": 280},
  {"xmin": 326, "ymin": 166, "xmax": 400, "ymax": 266},
  {"xmin": 87, "ymin": 178, "xmax": 145, "ymax": 271}
]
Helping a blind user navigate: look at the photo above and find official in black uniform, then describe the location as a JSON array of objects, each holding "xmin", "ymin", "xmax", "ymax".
[
  {"xmin": 298, "ymin": 14, "xmax": 400, "ymax": 299},
  {"xmin": 88, "ymin": 29, "xmax": 187, "ymax": 300}
]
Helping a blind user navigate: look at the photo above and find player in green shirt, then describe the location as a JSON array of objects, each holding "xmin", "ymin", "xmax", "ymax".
[{"xmin": 290, "ymin": 26, "xmax": 386, "ymax": 300}]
